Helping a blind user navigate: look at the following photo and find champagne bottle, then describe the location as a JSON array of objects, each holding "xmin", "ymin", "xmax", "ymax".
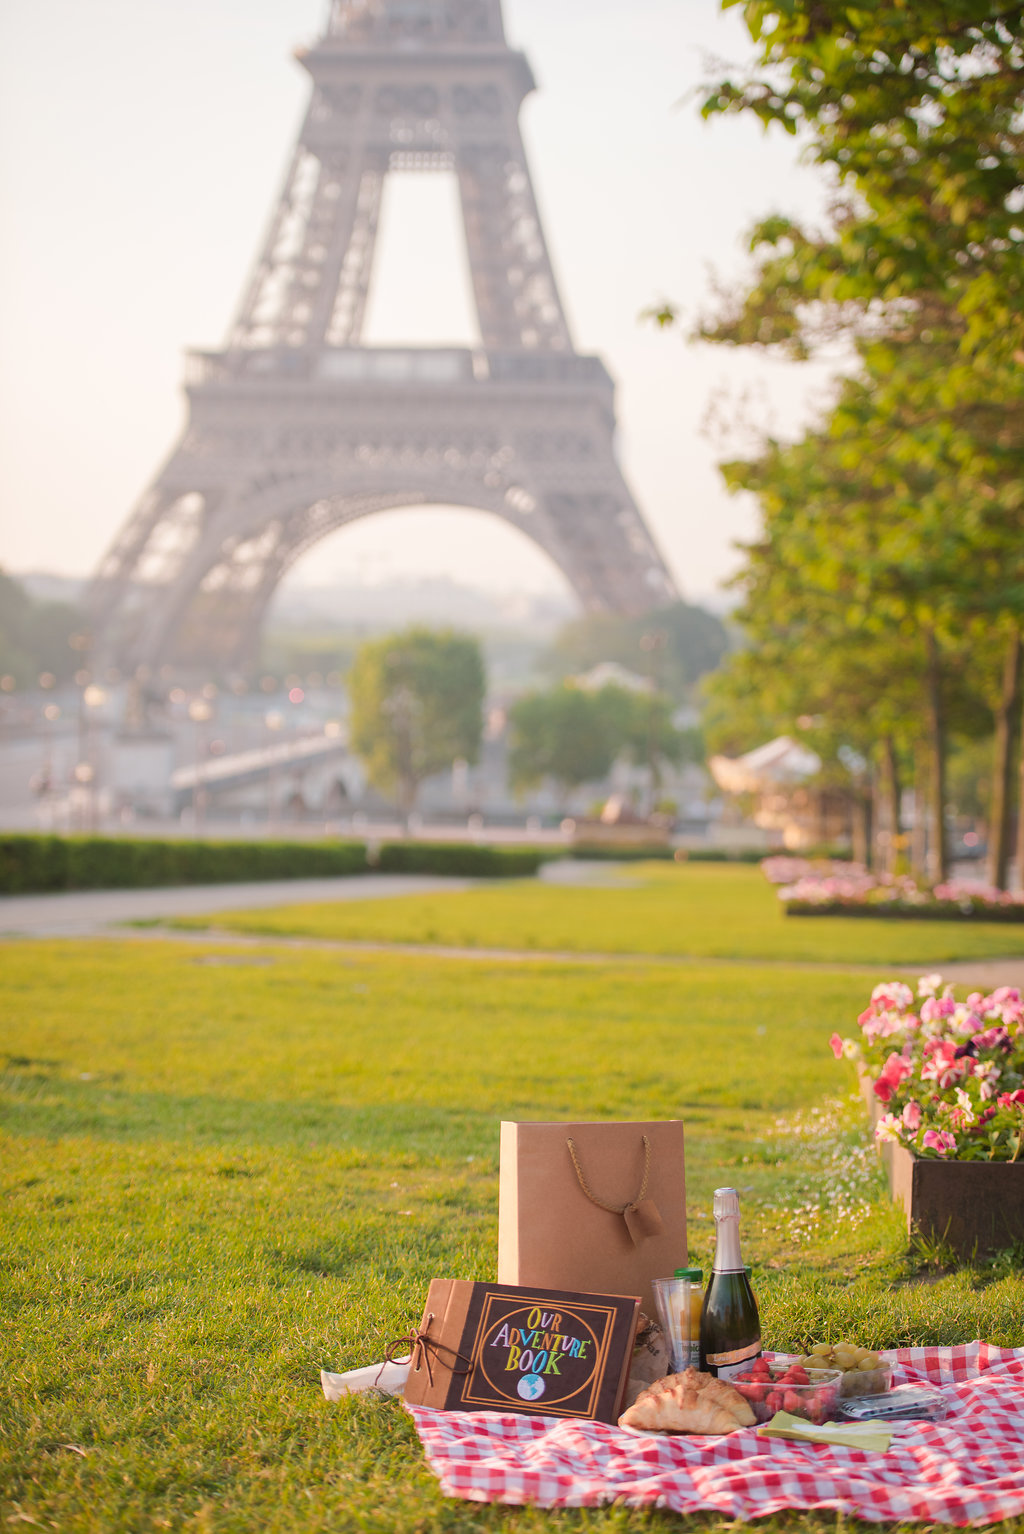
[{"xmin": 699, "ymin": 1186, "xmax": 761, "ymax": 1380}]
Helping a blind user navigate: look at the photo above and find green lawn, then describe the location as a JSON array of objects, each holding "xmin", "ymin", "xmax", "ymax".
[
  {"xmin": 171, "ymin": 861, "xmax": 1024, "ymax": 966},
  {"xmin": 4, "ymin": 936, "xmax": 1023, "ymax": 1532}
]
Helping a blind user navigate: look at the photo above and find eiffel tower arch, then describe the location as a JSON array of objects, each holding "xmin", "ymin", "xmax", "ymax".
[{"xmin": 89, "ymin": 0, "xmax": 678, "ymax": 673}]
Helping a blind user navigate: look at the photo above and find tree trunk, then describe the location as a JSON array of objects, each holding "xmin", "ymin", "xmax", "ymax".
[
  {"xmin": 874, "ymin": 736, "xmax": 901, "ymax": 875},
  {"xmin": 1017, "ymin": 698, "xmax": 1024, "ymax": 894},
  {"xmin": 851, "ymin": 786, "xmax": 871, "ymax": 868},
  {"xmin": 988, "ymin": 628, "xmax": 1022, "ymax": 891},
  {"xmin": 397, "ymin": 773, "xmax": 417, "ymax": 835},
  {"xmin": 923, "ymin": 626, "xmax": 948, "ymax": 884},
  {"xmin": 910, "ymin": 742, "xmax": 929, "ymax": 884}
]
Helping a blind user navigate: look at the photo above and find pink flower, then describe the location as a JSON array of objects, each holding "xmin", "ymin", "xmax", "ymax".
[
  {"xmin": 997, "ymin": 1089, "xmax": 1024, "ymax": 1109},
  {"xmin": 975, "ymin": 1062, "xmax": 1002, "ymax": 1100},
  {"xmin": 870, "ymin": 981, "xmax": 914, "ymax": 1011},
  {"xmin": 951, "ymin": 1006, "xmax": 983, "ymax": 1037},
  {"xmin": 972, "ymin": 1026, "xmax": 1010, "ymax": 1052},
  {"xmin": 829, "ymin": 1032, "xmax": 844, "ymax": 1060},
  {"xmin": 921, "ymin": 1039, "xmax": 966, "ymax": 1090},
  {"xmin": 883, "ymin": 1051, "xmax": 911, "ymax": 1084},
  {"xmin": 922, "ymin": 1129, "xmax": 957, "ymax": 1156},
  {"xmin": 875, "ymin": 1113, "xmax": 903, "ymax": 1143},
  {"xmin": 902, "ymin": 1100, "xmax": 922, "ymax": 1132},
  {"xmin": 872, "ymin": 1055, "xmax": 908, "ymax": 1102},
  {"xmin": 921, "ymin": 995, "xmax": 956, "ymax": 1024}
]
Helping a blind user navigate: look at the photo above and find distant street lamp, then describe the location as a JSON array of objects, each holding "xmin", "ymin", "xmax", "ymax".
[
  {"xmin": 33, "ymin": 701, "xmax": 62, "ymax": 804},
  {"xmin": 265, "ymin": 709, "xmax": 284, "ymax": 834},
  {"xmin": 78, "ymin": 684, "xmax": 108, "ymax": 831},
  {"xmin": 188, "ymin": 697, "xmax": 214, "ymax": 831}
]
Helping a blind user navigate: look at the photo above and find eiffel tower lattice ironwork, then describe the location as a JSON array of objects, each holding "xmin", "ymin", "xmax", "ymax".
[{"xmin": 89, "ymin": 0, "xmax": 678, "ymax": 671}]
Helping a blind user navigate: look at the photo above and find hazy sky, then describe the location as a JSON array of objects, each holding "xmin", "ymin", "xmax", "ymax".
[{"xmin": 0, "ymin": 0, "xmax": 838, "ymax": 607}]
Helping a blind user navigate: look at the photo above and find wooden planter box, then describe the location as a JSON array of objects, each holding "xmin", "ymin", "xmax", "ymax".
[{"xmin": 860, "ymin": 1076, "xmax": 1024, "ymax": 1256}]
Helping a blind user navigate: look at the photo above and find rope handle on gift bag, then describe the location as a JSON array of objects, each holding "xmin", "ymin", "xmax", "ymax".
[{"xmin": 565, "ymin": 1134, "xmax": 664, "ymax": 1247}]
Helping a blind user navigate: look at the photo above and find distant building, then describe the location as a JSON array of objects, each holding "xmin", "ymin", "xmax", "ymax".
[{"xmin": 709, "ymin": 735, "xmax": 850, "ymax": 850}]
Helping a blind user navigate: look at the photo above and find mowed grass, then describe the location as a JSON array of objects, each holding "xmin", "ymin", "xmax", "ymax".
[
  {"xmin": 170, "ymin": 860, "xmax": 1024, "ymax": 966},
  {"xmin": 3, "ymin": 935, "xmax": 1024, "ymax": 1533}
]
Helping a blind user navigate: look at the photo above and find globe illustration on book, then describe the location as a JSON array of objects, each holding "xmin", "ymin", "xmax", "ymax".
[{"xmin": 518, "ymin": 1374, "xmax": 546, "ymax": 1402}]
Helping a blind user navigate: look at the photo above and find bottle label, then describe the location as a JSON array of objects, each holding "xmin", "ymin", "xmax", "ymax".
[{"xmin": 705, "ymin": 1339, "xmax": 762, "ymax": 1371}]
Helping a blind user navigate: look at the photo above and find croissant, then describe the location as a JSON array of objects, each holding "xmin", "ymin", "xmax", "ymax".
[{"xmin": 619, "ymin": 1367, "xmax": 756, "ymax": 1435}]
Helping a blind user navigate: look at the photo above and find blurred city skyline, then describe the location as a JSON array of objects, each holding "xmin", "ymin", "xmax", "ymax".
[{"xmin": 0, "ymin": 0, "xmax": 839, "ymax": 608}]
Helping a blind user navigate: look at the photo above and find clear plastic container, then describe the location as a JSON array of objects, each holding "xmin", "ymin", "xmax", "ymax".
[
  {"xmin": 839, "ymin": 1365, "xmax": 893, "ymax": 1398},
  {"xmin": 731, "ymin": 1364, "xmax": 843, "ymax": 1425},
  {"xmin": 651, "ymin": 1269, "xmax": 703, "ymax": 1372},
  {"xmin": 838, "ymin": 1386, "xmax": 948, "ymax": 1422}
]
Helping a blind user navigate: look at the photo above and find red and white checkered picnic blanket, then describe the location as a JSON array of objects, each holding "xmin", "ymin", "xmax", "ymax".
[{"xmin": 407, "ymin": 1343, "xmax": 1024, "ymax": 1524}]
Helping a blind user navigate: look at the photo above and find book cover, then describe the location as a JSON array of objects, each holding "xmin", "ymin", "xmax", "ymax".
[{"xmin": 401, "ymin": 1280, "xmax": 641, "ymax": 1422}]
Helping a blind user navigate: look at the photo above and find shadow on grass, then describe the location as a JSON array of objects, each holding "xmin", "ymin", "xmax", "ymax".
[{"xmin": 1, "ymin": 1066, "xmax": 498, "ymax": 1161}]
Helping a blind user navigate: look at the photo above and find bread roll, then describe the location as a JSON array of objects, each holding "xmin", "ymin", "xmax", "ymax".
[{"xmin": 619, "ymin": 1367, "xmax": 755, "ymax": 1435}]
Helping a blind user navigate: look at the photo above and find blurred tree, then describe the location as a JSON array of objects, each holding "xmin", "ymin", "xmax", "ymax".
[
  {"xmin": 348, "ymin": 628, "xmax": 484, "ymax": 827},
  {"xmin": 698, "ymin": 1, "xmax": 1024, "ymax": 365},
  {"xmin": 507, "ymin": 685, "xmax": 619, "ymax": 811},
  {"xmin": 654, "ymin": 4, "xmax": 1024, "ymax": 883},
  {"xmin": 508, "ymin": 683, "xmax": 687, "ymax": 812},
  {"xmin": 0, "ymin": 569, "xmax": 84, "ymax": 686},
  {"xmin": 541, "ymin": 600, "xmax": 730, "ymax": 701}
]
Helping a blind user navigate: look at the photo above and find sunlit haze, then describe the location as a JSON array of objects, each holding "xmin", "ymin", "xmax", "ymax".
[{"xmin": 0, "ymin": 0, "xmax": 838, "ymax": 607}]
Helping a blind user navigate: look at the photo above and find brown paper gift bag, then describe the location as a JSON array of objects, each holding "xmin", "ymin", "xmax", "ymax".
[{"xmin": 497, "ymin": 1120, "xmax": 687, "ymax": 1316}]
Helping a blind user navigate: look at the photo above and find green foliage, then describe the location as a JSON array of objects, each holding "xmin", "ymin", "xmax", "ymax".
[
  {"xmin": 705, "ymin": 1, "xmax": 1024, "ymax": 363},
  {"xmin": 508, "ymin": 683, "xmax": 686, "ymax": 805},
  {"xmin": 507, "ymin": 684, "xmax": 617, "ymax": 800},
  {"xmin": 542, "ymin": 599, "xmax": 730, "ymax": 699},
  {"xmin": 0, "ymin": 568, "xmax": 84, "ymax": 685},
  {"xmin": 0, "ymin": 833, "xmax": 549, "ymax": 894},
  {"xmin": 683, "ymin": 4, "xmax": 1024, "ymax": 882},
  {"xmin": 348, "ymin": 628, "xmax": 485, "ymax": 818}
]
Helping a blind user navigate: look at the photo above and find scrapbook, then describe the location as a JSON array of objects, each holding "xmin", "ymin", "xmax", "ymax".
[{"xmin": 400, "ymin": 1279, "xmax": 641, "ymax": 1423}]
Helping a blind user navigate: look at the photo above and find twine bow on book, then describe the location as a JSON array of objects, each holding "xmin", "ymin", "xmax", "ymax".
[
  {"xmin": 381, "ymin": 1316, "xmax": 473, "ymax": 1389},
  {"xmin": 566, "ymin": 1134, "xmax": 665, "ymax": 1248}
]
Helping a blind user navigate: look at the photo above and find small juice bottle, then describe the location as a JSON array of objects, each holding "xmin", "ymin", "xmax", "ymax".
[{"xmin": 674, "ymin": 1267, "xmax": 703, "ymax": 1370}]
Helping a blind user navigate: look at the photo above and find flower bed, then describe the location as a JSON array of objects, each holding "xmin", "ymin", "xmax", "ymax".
[
  {"xmin": 762, "ymin": 858, "xmax": 1024, "ymax": 921},
  {"xmin": 835, "ymin": 976, "xmax": 1024, "ymax": 1254}
]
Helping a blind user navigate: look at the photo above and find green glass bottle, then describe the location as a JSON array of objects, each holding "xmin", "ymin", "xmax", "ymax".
[{"xmin": 699, "ymin": 1187, "xmax": 761, "ymax": 1380}]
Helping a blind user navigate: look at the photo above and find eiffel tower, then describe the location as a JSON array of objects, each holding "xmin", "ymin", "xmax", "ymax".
[{"xmin": 89, "ymin": 0, "xmax": 677, "ymax": 673}]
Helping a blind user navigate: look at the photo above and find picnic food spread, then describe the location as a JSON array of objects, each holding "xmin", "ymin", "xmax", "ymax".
[{"xmin": 322, "ymin": 1118, "xmax": 1024, "ymax": 1520}]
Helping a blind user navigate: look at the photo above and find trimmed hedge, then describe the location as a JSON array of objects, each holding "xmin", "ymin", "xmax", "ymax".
[
  {"xmin": 373, "ymin": 841, "xmax": 546, "ymax": 878},
  {"xmin": 0, "ymin": 834, "xmax": 551, "ymax": 895},
  {"xmin": 570, "ymin": 844, "xmax": 766, "ymax": 863}
]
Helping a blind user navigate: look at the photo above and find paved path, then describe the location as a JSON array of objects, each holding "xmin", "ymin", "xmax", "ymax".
[
  {"xmin": 0, "ymin": 858, "xmax": 631, "ymax": 940},
  {"xmin": 0, "ymin": 874, "xmax": 477, "ymax": 939}
]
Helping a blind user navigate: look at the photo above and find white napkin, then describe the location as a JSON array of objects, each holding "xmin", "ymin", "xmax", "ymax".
[{"xmin": 321, "ymin": 1359, "xmax": 410, "ymax": 1401}]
